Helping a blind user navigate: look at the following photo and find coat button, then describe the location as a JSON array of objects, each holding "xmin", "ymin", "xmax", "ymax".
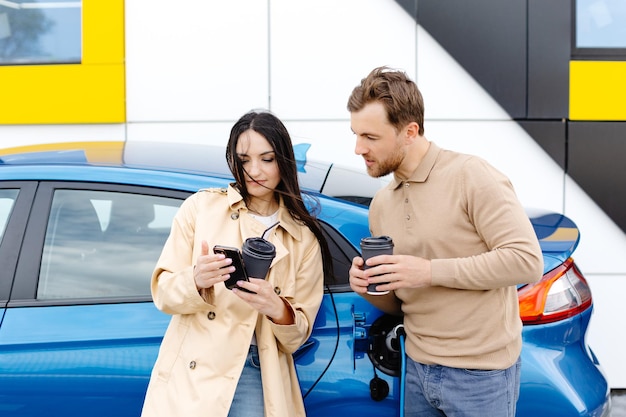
[
  {"xmin": 274, "ymin": 287, "xmax": 281, "ymax": 295},
  {"xmin": 208, "ymin": 311, "xmax": 216, "ymax": 320},
  {"xmin": 189, "ymin": 361, "xmax": 196, "ymax": 369},
  {"xmin": 231, "ymin": 212, "xmax": 239, "ymax": 220}
]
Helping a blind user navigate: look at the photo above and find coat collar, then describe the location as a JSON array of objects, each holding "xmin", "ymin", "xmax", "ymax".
[
  {"xmin": 226, "ymin": 184, "xmax": 303, "ymax": 241},
  {"xmin": 389, "ymin": 141, "xmax": 441, "ymax": 190}
]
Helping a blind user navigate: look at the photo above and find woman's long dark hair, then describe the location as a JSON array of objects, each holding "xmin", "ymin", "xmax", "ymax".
[{"xmin": 226, "ymin": 110, "xmax": 334, "ymax": 281}]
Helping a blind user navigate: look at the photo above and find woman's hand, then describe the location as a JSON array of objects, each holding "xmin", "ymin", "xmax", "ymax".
[
  {"xmin": 234, "ymin": 278, "xmax": 295, "ymax": 325},
  {"xmin": 194, "ymin": 240, "xmax": 234, "ymax": 290}
]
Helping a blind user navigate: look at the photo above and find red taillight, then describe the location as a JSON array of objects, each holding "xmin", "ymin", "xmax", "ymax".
[{"xmin": 518, "ymin": 258, "xmax": 592, "ymax": 325}]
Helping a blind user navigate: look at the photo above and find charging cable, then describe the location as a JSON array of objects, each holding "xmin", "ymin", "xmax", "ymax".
[
  {"xmin": 385, "ymin": 323, "xmax": 406, "ymax": 417},
  {"xmin": 399, "ymin": 328, "xmax": 406, "ymax": 417}
]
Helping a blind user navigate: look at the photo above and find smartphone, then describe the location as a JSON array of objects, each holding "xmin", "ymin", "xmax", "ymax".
[{"xmin": 213, "ymin": 245, "xmax": 252, "ymax": 292}]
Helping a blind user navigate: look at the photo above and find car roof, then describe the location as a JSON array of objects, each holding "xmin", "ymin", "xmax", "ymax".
[
  {"xmin": 0, "ymin": 141, "xmax": 388, "ymax": 199},
  {"xmin": 0, "ymin": 140, "xmax": 373, "ymax": 246}
]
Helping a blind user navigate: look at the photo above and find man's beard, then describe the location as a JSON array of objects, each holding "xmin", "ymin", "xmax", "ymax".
[{"xmin": 367, "ymin": 147, "xmax": 405, "ymax": 178}]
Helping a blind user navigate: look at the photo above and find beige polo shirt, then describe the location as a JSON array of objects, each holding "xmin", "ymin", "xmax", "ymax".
[{"xmin": 368, "ymin": 142, "xmax": 543, "ymax": 370}]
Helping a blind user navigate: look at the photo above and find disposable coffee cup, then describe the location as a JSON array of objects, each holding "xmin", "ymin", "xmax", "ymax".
[
  {"xmin": 242, "ymin": 237, "xmax": 276, "ymax": 278},
  {"xmin": 360, "ymin": 236, "xmax": 394, "ymax": 295}
]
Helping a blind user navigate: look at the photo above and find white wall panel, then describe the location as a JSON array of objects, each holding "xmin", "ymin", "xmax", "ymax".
[
  {"xmin": 127, "ymin": 122, "xmax": 232, "ymax": 146},
  {"xmin": 270, "ymin": 0, "xmax": 417, "ymax": 119},
  {"xmin": 585, "ymin": 273, "xmax": 626, "ymax": 388},
  {"xmin": 564, "ymin": 177, "xmax": 626, "ymax": 274},
  {"xmin": 125, "ymin": 0, "xmax": 269, "ymax": 122},
  {"xmin": 284, "ymin": 120, "xmax": 364, "ymax": 169}
]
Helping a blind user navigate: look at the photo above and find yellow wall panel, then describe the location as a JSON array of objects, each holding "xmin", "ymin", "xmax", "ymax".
[
  {"xmin": 570, "ymin": 61, "xmax": 626, "ymax": 121},
  {"xmin": 0, "ymin": 64, "xmax": 125, "ymax": 124},
  {"xmin": 0, "ymin": 1, "xmax": 125, "ymax": 125},
  {"xmin": 83, "ymin": 0, "xmax": 125, "ymax": 64}
]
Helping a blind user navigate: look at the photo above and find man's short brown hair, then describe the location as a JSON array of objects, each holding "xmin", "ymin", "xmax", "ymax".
[{"xmin": 347, "ymin": 66, "xmax": 425, "ymax": 135}]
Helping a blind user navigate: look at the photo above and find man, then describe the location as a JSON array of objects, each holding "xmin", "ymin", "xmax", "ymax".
[{"xmin": 347, "ymin": 66, "xmax": 543, "ymax": 417}]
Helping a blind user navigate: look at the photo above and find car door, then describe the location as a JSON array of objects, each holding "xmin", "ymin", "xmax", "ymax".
[
  {"xmin": 0, "ymin": 179, "xmax": 400, "ymax": 417},
  {"xmin": 295, "ymin": 217, "xmax": 402, "ymax": 416},
  {"xmin": 0, "ymin": 182, "xmax": 187, "ymax": 417}
]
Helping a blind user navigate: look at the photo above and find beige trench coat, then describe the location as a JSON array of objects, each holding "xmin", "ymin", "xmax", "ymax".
[{"xmin": 141, "ymin": 185, "xmax": 324, "ymax": 417}]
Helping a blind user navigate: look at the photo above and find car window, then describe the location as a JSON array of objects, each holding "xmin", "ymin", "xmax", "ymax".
[
  {"xmin": 320, "ymin": 221, "xmax": 359, "ymax": 289},
  {"xmin": 0, "ymin": 189, "xmax": 19, "ymax": 242},
  {"xmin": 37, "ymin": 189, "xmax": 182, "ymax": 300}
]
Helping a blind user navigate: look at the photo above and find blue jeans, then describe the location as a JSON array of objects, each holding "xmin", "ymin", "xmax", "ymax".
[
  {"xmin": 404, "ymin": 356, "xmax": 521, "ymax": 417},
  {"xmin": 228, "ymin": 345, "xmax": 264, "ymax": 417}
]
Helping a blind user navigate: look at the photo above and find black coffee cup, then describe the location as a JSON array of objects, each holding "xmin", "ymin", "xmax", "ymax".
[
  {"xmin": 242, "ymin": 237, "xmax": 276, "ymax": 278},
  {"xmin": 360, "ymin": 236, "xmax": 394, "ymax": 295}
]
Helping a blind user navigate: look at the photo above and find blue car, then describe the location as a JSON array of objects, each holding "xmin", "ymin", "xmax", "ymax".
[{"xmin": 0, "ymin": 141, "xmax": 610, "ymax": 416}]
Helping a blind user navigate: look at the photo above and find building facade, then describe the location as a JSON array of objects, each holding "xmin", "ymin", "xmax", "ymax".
[{"xmin": 1, "ymin": 0, "xmax": 625, "ymax": 387}]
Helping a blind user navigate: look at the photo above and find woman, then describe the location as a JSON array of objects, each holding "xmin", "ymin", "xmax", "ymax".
[{"xmin": 141, "ymin": 111, "xmax": 333, "ymax": 417}]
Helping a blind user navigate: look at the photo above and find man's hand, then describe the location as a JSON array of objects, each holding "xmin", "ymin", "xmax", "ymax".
[
  {"xmin": 356, "ymin": 254, "xmax": 433, "ymax": 293},
  {"xmin": 349, "ymin": 256, "xmax": 370, "ymax": 294}
]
